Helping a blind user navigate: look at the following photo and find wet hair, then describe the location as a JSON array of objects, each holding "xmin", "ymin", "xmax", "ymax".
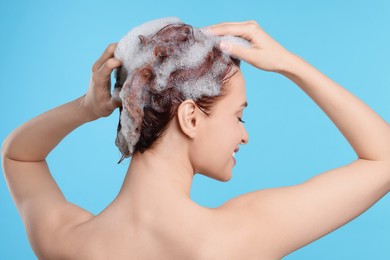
[{"xmin": 113, "ymin": 17, "xmax": 246, "ymax": 164}]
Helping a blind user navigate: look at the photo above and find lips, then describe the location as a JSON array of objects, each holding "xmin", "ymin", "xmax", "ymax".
[{"xmin": 232, "ymin": 147, "xmax": 239, "ymax": 158}]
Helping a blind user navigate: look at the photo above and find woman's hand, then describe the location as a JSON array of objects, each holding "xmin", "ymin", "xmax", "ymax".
[
  {"xmin": 205, "ymin": 20, "xmax": 295, "ymax": 73},
  {"xmin": 81, "ymin": 43, "xmax": 122, "ymax": 121}
]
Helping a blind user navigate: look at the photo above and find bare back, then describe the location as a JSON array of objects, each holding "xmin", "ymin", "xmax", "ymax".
[{"xmin": 54, "ymin": 196, "xmax": 268, "ymax": 260}]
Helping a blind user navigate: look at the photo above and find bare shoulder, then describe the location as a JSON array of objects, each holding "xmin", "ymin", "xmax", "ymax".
[
  {"xmin": 213, "ymin": 159, "xmax": 390, "ymax": 258},
  {"xmin": 41, "ymin": 203, "xmax": 95, "ymax": 259},
  {"xmin": 207, "ymin": 191, "xmax": 285, "ymax": 260}
]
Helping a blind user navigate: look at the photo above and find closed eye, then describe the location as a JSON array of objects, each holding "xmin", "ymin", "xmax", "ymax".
[{"xmin": 238, "ymin": 117, "xmax": 245, "ymax": 123}]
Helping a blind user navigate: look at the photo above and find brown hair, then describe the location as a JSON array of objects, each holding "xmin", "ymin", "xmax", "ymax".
[{"xmin": 114, "ymin": 23, "xmax": 241, "ymax": 164}]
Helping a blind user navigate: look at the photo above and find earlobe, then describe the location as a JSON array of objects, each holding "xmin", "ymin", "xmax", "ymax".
[{"xmin": 177, "ymin": 100, "xmax": 199, "ymax": 139}]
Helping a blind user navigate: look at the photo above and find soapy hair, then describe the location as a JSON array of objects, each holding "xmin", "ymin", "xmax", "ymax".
[{"xmin": 113, "ymin": 17, "xmax": 248, "ymax": 164}]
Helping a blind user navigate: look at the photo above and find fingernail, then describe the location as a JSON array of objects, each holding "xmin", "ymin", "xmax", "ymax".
[
  {"xmin": 220, "ymin": 41, "xmax": 229, "ymax": 50},
  {"xmin": 200, "ymin": 27, "xmax": 213, "ymax": 35}
]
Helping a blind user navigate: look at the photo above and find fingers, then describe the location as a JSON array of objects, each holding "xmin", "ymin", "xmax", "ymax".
[
  {"xmin": 205, "ymin": 20, "xmax": 262, "ymax": 44},
  {"xmin": 98, "ymin": 58, "xmax": 122, "ymax": 79},
  {"xmin": 221, "ymin": 42, "xmax": 256, "ymax": 65},
  {"xmin": 92, "ymin": 43, "xmax": 118, "ymax": 72},
  {"xmin": 92, "ymin": 58, "xmax": 122, "ymax": 84},
  {"xmin": 206, "ymin": 20, "xmax": 260, "ymax": 29}
]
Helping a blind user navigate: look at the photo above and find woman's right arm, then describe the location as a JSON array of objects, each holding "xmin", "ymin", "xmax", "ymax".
[
  {"xmin": 279, "ymin": 53, "xmax": 390, "ymax": 162},
  {"xmin": 206, "ymin": 21, "xmax": 390, "ymax": 258}
]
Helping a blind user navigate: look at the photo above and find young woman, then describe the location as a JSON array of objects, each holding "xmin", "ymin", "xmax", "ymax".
[{"xmin": 2, "ymin": 19, "xmax": 389, "ymax": 259}]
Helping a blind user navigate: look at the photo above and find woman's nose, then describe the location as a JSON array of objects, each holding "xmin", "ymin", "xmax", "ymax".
[{"xmin": 241, "ymin": 127, "xmax": 249, "ymax": 144}]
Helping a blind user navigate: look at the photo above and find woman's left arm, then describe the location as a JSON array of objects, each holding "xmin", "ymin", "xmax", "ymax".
[
  {"xmin": 1, "ymin": 43, "xmax": 122, "ymax": 161},
  {"xmin": 1, "ymin": 43, "xmax": 121, "ymax": 259}
]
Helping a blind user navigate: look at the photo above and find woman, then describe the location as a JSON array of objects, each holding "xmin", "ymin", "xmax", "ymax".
[{"xmin": 2, "ymin": 18, "xmax": 389, "ymax": 259}]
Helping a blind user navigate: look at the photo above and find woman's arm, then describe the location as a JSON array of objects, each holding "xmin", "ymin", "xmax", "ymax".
[
  {"xmin": 2, "ymin": 96, "xmax": 91, "ymax": 161},
  {"xmin": 207, "ymin": 21, "xmax": 390, "ymax": 258},
  {"xmin": 1, "ymin": 43, "xmax": 122, "ymax": 162},
  {"xmin": 279, "ymin": 54, "xmax": 390, "ymax": 162},
  {"xmin": 1, "ymin": 43, "xmax": 122, "ymax": 259}
]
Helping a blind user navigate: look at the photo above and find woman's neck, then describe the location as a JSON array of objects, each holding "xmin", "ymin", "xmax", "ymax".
[{"xmin": 119, "ymin": 149, "xmax": 195, "ymax": 201}]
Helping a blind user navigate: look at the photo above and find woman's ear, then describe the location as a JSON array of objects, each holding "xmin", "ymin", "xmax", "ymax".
[{"xmin": 177, "ymin": 99, "xmax": 201, "ymax": 139}]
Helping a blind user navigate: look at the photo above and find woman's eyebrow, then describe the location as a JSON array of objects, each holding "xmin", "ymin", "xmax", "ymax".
[{"xmin": 240, "ymin": 101, "xmax": 248, "ymax": 108}]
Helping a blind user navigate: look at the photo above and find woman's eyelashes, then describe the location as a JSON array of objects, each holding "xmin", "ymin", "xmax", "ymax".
[{"xmin": 238, "ymin": 117, "xmax": 245, "ymax": 123}]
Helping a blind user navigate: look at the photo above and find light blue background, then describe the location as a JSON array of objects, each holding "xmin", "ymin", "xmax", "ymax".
[{"xmin": 1, "ymin": 0, "xmax": 389, "ymax": 259}]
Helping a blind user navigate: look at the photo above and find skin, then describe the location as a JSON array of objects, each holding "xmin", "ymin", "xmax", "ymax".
[{"xmin": 2, "ymin": 20, "xmax": 390, "ymax": 259}]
